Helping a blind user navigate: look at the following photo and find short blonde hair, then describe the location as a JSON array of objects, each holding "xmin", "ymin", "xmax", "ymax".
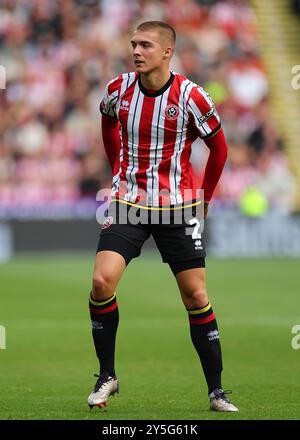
[{"xmin": 136, "ymin": 21, "xmax": 176, "ymax": 47}]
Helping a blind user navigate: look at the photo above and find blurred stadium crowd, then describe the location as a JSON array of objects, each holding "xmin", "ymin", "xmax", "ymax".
[{"xmin": 0, "ymin": 0, "xmax": 296, "ymax": 214}]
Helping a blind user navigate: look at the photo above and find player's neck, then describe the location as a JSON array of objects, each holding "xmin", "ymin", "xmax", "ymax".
[{"xmin": 139, "ymin": 69, "xmax": 171, "ymax": 91}]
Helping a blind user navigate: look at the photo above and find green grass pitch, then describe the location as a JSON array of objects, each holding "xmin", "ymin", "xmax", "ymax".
[{"xmin": 0, "ymin": 253, "xmax": 300, "ymax": 420}]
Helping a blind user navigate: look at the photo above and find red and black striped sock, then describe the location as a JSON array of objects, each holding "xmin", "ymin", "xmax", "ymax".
[
  {"xmin": 187, "ymin": 302, "xmax": 223, "ymax": 394},
  {"xmin": 89, "ymin": 292, "xmax": 119, "ymax": 377}
]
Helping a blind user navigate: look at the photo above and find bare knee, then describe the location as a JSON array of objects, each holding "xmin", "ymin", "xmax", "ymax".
[
  {"xmin": 92, "ymin": 273, "xmax": 116, "ymax": 300},
  {"xmin": 182, "ymin": 288, "xmax": 209, "ymax": 309}
]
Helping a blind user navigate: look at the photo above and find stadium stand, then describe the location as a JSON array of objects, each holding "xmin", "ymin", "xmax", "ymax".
[{"xmin": 0, "ymin": 0, "xmax": 296, "ymax": 216}]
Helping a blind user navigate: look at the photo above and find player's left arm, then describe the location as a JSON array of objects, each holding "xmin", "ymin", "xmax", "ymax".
[
  {"xmin": 187, "ymin": 86, "xmax": 228, "ymax": 217},
  {"xmin": 201, "ymin": 128, "xmax": 228, "ymax": 218}
]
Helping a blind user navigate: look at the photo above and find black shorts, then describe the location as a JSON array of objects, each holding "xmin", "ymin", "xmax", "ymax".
[{"xmin": 96, "ymin": 201, "xmax": 206, "ymax": 275}]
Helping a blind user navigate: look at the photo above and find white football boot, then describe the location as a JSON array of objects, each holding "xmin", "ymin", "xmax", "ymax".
[
  {"xmin": 209, "ymin": 389, "xmax": 239, "ymax": 412},
  {"xmin": 88, "ymin": 372, "xmax": 119, "ymax": 409}
]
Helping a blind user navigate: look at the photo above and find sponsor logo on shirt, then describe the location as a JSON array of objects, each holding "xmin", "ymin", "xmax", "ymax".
[{"xmin": 197, "ymin": 106, "xmax": 215, "ymax": 126}]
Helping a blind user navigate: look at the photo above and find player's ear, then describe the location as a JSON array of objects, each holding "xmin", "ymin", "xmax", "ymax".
[{"xmin": 163, "ymin": 47, "xmax": 173, "ymax": 59}]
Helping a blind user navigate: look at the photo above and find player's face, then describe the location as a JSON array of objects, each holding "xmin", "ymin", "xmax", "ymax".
[{"xmin": 130, "ymin": 30, "xmax": 171, "ymax": 74}]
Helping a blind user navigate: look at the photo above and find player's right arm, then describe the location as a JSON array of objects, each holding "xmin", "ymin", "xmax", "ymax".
[
  {"xmin": 101, "ymin": 114, "xmax": 120, "ymax": 176},
  {"xmin": 99, "ymin": 76, "xmax": 122, "ymax": 175}
]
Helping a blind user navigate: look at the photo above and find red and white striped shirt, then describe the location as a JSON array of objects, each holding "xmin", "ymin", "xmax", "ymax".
[{"xmin": 100, "ymin": 71, "xmax": 221, "ymax": 206}]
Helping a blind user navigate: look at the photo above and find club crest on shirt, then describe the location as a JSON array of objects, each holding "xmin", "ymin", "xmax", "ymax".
[
  {"xmin": 102, "ymin": 216, "xmax": 114, "ymax": 229},
  {"xmin": 165, "ymin": 104, "xmax": 179, "ymax": 120}
]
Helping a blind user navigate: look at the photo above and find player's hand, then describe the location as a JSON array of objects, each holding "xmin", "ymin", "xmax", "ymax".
[{"xmin": 204, "ymin": 202, "xmax": 209, "ymax": 219}]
